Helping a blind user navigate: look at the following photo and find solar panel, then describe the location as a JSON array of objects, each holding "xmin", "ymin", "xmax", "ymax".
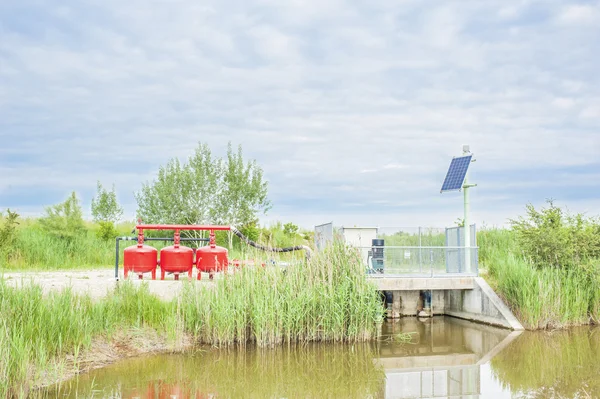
[{"xmin": 440, "ymin": 155, "xmax": 472, "ymax": 192}]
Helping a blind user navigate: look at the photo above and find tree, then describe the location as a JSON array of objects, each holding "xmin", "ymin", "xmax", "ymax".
[
  {"xmin": 91, "ymin": 181, "xmax": 124, "ymax": 223},
  {"xmin": 283, "ymin": 222, "xmax": 299, "ymax": 237},
  {"xmin": 91, "ymin": 182, "xmax": 124, "ymax": 240},
  {"xmin": 135, "ymin": 144, "xmax": 221, "ymax": 231},
  {"xmin": 135, "ymin": 142, "xmax": 270, "ymax": 246},
  {"xmin": 39, "ymin": 192, "xmax": 86, "ymax": 240},
  {"xmin": 217, "ymin": 143, "xmax": 271, "ymax": 248}
]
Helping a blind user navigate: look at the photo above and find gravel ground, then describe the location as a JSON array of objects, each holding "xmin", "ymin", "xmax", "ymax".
[{"xmin": 2, "ymin": 269, "xmax": 215, "ymax": 301}]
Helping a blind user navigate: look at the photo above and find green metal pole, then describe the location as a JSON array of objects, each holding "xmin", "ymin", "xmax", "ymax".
[{"xmin": 463, "ymin": 146, "xmax": 471, "ymax": 274}]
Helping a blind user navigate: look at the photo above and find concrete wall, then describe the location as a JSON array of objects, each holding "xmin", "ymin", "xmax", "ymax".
[
  {"xmin": 385, "ymin": 278, "xmax": 524, "ymax": 330},
  {"xmin": 444, "ymin": 277, "xmax": 524, "ymax": 330}
]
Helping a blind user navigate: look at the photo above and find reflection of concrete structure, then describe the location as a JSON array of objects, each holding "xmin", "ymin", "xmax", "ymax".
[{"xmin": 377, "ymin": 317, "xmax": 521, "ymax": 398}]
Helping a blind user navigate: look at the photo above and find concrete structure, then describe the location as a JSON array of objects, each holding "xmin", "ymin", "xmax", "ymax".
[
  {"xmin": 368, "ymin": 276, "xmax": 524, "ymax": 330},
  {"xmin": 341, "ymin": 226, "xmax": 378, "ymax": 266}
]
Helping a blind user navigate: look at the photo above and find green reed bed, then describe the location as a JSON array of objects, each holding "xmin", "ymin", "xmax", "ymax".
[
  {"xmin": 1, "ymin": 242, "xmax": 384, "ymax": 398},
  {"xmin": 478, "ymin": 224, "xmax": 600, "ymax": 330},
  {"xmin": 0, "ymin": 282, "xmax": 177, "ymax": 398},
  {"xmin": 181, "ymin": 241, "xmax": 384, "ymax": 346},
  {"xmin": 486, "ymin": 249, "xmax": 599, "ymax": 329}
]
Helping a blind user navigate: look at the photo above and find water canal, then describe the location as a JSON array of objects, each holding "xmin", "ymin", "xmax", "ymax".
[{"xmin": 44, "ymin": 317, "xmax": 600, "ymax": 398}]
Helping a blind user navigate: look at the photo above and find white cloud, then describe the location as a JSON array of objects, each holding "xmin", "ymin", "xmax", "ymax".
[
  {"xmin": 556, "ymin": 4, "xmax": 600, "ymax": 25},
  {"xmin": 0, "ymin": 0, "xmax": 599, "ymax": 229}
]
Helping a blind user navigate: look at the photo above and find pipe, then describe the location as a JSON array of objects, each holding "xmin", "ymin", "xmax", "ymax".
[
  {"xmin": 230, "ymin": 226, "xmax": 312, "ymax": 259},
  {"xmin": 136, "ymin": 224, "xmax": 312, "ymax": 258}
]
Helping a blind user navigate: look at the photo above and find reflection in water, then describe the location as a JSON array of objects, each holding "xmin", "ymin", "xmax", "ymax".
[
  {"xmin": 378, "ymin": 317, "xmax": 516, "ymax": 398},
  {"xmin": 491, "ymin": 327, "xmax": 600, "ymax": 398},
  {"xmin": 46, "ymin": 344, "xmax": 386, "ymax": 398},
  {"xmin": 41, "ymin": 317, "xmax": 600, "ymax": 398}
]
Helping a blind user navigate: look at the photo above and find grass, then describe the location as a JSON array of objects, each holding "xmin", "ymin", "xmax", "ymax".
[
  {"xmin": 479, "ymin": 228, "xmax": 600, "ymax": 329},
  {"xmin": 0, "ymin": 241, "xmax": 384, "ymax": 398},
  {"xmin": 182, "ymin": 241, "xmax": 384, "ymax": 346},
  {"xmin": 0, "ymin": 218, "xmax": 310, "ymax": 271},
  {"xmin": 0, "ymin": 281, "xmax": 178, "ymax": 398}
]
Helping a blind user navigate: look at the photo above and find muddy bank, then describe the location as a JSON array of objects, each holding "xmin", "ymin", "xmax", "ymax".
[{"xmin": 32, "ymin": 327, "xmax": 195, "ymax": 394}]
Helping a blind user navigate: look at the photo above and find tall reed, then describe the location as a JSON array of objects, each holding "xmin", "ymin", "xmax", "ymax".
[
  {"xmin": 181, "ymin": 240, "xmax": 384, "ymax": 346},
  {"xmin": 0, "ymin": 281, "xmax": 175, "ymax": 398},
  {"xmin": 482, "ymin": 236, "xmax": 600, "ymax": 329},
  {"xmin": 1, "ymin": 241, "xmax": 384, "ymax": 397}
]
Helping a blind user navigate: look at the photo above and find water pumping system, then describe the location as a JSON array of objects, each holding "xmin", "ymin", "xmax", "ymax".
[{"xmin": 115, "ymin": 223, "xmax": 312, "ymax": 281}]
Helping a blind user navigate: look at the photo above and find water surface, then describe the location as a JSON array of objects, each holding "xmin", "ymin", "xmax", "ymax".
[{"xmin": 45, "ymin": 317, "xmax": 600, "ymax": 398}]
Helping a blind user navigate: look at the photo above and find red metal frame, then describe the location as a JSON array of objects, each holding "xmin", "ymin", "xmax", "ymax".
[
  {"xmin": 135, "ymin": 224, "xmax": 231, "ymax": 248},
  {"xmin": 136, "ymin": 224, "xmax": 231, "ymax": 231}
]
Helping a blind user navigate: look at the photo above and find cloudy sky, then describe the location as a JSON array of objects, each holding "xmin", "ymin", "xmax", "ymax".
[{"xmin": 1, "ymin": 0, "xmax": 599, "ymax": 229}]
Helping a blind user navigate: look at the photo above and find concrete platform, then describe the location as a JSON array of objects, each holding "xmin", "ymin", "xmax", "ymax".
[{"xmin": 368, "ymin": 276, "xmax": 475, "ymax": 291}]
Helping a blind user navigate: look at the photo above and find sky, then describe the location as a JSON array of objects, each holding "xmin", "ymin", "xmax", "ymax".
[{"xmin": 1, "ymin": 0, "xmax": 599, "ymax": 230}]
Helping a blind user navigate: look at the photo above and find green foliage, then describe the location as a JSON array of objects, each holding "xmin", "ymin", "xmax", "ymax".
[
  {"xmin": 283, "ymin": 222, "xmax": 299, "ymax": 237},
  {"xmin": 238, "ymin": 219, "xmax": 260, "ymax": 242},
  {"xmin": 38, "ymin": 192, "xmax": 86, "ymax": 241},
  {"xmin": 510, "ymin": 200, "xmax": 600, "ymax": 269},
  {"xmin": 217, "ymin": 142, "xmax": 271, "ymax": 227},
  {"xmin": 96, "ymin": 221, "xmax": 119, "ymax": 241},
  {"xmin": 486, "ymin": 249, "xmax": 599, "ymax": 329},
  {"xmin": 0, "ymin": 282, "xmax": 175, "ymax": 397},
  {"xmin": 0, "ymin": 209, "xmax": 19, "ymax": 248},
  {"xmin": 481, "ymin": 203, "xmax": 600, "ymax": 329},
  {"xmin": 135, "ymin": 142, "xmax": 271, "ymax": 247},
  {"xmin": 181, "ymin": 240, "xmax": 384, "ymax": 346},
  {"xmin": 91, "ymin": 181, "xmax": 123, "ymax": 223},
  {"xmin": 136, "ymin": 144, "xmax": 221, "ymax": 227},
  {"xmin": 0, "ymin": 218, "xmax": 311, "ymax": 271}
]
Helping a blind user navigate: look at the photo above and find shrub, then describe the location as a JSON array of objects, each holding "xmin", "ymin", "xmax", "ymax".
[
  {"xmin": 96, "ymin": 221, "xmax": 119, "ymax": 241},
  {"xmin": 0, "ymin": 209, "xmax": 20, "ymax": 261},
  {"xmin": 509, "ymin": 200, "xmax": 600, "ymax": 269},
  {"xmin": 0, "ymin": 209, "xmax": 19, "ymax": 247},
  {"xmin": 38, "ymin": 192, "xmax": 86, "ymax": 241}
]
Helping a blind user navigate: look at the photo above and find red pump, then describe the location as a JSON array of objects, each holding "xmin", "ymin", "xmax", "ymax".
[
  {"xmin": 196, "ymin": 231, "xmax": 228, "ymax": 280},
  {"xmin": 159, "ymin": 230, "xmax": 194, "ymax": 280},
  {"xmin": 123, "ymin": 229, "xmax": 158, "ymax": 279}
]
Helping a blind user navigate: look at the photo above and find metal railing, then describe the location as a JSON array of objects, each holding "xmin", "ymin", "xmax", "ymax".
[{"xmin": 359, "ymin": 246, "xmax": 479, "ymax": 277}]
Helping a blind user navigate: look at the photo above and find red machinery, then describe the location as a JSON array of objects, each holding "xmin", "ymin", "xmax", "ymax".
[
  {"xmin": 159, "ymin": 231, "xmax": 194, "ymax": 280},
  {"xmin": 123, "ymin": 235, "xmax": 158, "ymax": 279},
  {"xmin": 196, "ymin": 231, "xmax": 228, "ymax": 280},
  {"xmin": 132, "ymin": 224, "xmax": 230, "ymax": 281},
  {"xmin": 116, "ymin": 223, "xmax": 310, "ymax": 281}
]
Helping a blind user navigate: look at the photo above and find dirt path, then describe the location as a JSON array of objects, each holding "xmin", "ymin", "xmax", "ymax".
[{"xmin": 2, "ymin": 269, "xmax": 214, "ymax": 300}]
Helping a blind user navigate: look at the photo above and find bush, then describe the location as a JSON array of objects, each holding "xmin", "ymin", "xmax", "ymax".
[
  {"xmin": 510, "ymin": 200, "xmax": 600, "ymax": 269},
  {"xmin": 39, "ymin": 192, "xmax": 86, "ymax": 241},
  {"xmin": 0, "ymin": 209, "xmax": 19, "ymax": 247},
  {"xmin": 96, "ymin": 221, "xmax": 119, "ymax": 241},
  {"xmin": 0, "ymin": 209, "xmax": 20, "ymax": 261}
]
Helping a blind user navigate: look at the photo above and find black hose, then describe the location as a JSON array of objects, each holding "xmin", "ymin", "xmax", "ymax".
[{"xmin": 230, "ymin": 227, "xmax": 312, "ymax": 259}]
